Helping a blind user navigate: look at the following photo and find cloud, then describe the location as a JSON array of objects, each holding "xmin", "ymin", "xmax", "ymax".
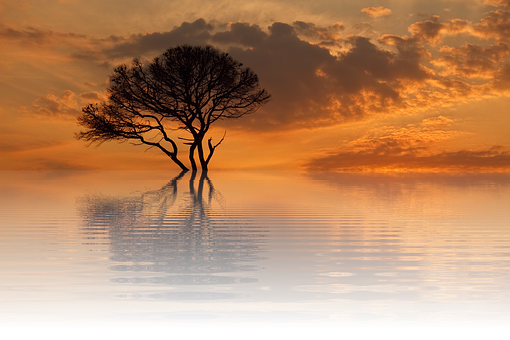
[
  {"xmin": 408, "ymin": 16, "xmax": 470, "ymax": 44},
  {"xmin": 485, "ymin": 0, "xmax": 510, "ymax": 8},
  {"xmin": 361, "ymin": 6, "xmax": 392, "ymax": 18},
  {"xmin": 306, "ymin": 147, "xmax": 510, "ymax": 171},
  {"xmin": 32, "ymin": 91, "xmax": 79, "ymax": 117},
  {"xmin": 345, "ymin": 116, "xmax": 461, "ymax": 152},
  {"xmin": 78, "ymin": 91, "xmax": 108, "ymax": 102},
  {"xmin": 212, "ymin": 22, "xmax": 267, "ymax": 47},
  {"xmin": 291, "ymin": 21, "xmax": 344, "ymax": 45},
  {"xmin": 305, "ymin": 116, "xmax": 510, "ymax": 171},
  {"xmin": 0, "ymin": 24, "xmax": 87, "ymax": 45},
  {"xmin": 31, "ymin": 90, "xmax": 106, "ymax": 117},
  {"xmin": 491, "ymin": 63, "xmax": 510, "ymax": 92},
  {"xmin": 306, "ymin": 146, "xmax": 510, "ymax": 172},
  {"xmin": 219, "ymin": 27, "xmax": 435, "ymax": 130},
  {"xmin": 90, "ymin": 10, "xmax": 510, "ymax": 129},
  {"xmin": 432, "ymin": 42, "xmax": 510, "ymax": 78},
  {"xmin": 0, "ymin": 23, "xmax": 110, "ymax": 66},
  {"xmin": 16, "ymin": 14, "xmax": 510, "ymax": 133},
  {"xmin": 473, "ymin": 8, "xmax": 510, "ymax": 41},
  {"xmin": 104, "ymin": 19, "xmax": 214, "ymax": 59},
  {"xmin": 7, "ymin": 19, "xmax": 426, "ymax": 130}
]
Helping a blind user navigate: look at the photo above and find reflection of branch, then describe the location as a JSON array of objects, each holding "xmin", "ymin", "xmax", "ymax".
[
  {"xmin": 140, "ymin": 170, "xmax": 187, "ymax": 226},
  {"xmin": 205, "ymin": 174, "xmax": 225, "ymax": 210},
  {"xmin": 77, "ymin": 171, "xmax": 264, "ymax": 278}
]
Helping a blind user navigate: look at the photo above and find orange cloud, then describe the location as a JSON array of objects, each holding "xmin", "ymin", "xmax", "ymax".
[
  {"xmin": 361, "ymin": 6, "xmax": 392, "ymax": 18},
  {"xmin": 408, "ymin": 16, "xmax": 470, "ymax": 44},
  {"xmin": 292, "ymin": 21, "xmax": 344, "ymax": 45},
  {"xmin": 305, "ymin": 116, "xmax": 510, "ymax": 172},
  {"xmin": 485, "ymin": 0, "xmax": 510, "ymax": 8},
  {"xmin": 306, "ymin": 140, "xmax": 509, "ymax": 172},
  {"xmin": 491, "ymin": 63, "xmax": 510, "ymax": 92},
  {"xmin": 432, "ymin": 42, "xmax": 510, "ymax": 78},
  {"xmin": 472, "ymin": 8, "xmax": 510, "ymax": 41},
  {"xmin": 31, "ymin": 90, "xmax": 106, "ymax": 118},
  {"xmin": 306, "ymin": 146, "xmax": 510, "ymax": 172},
  {"xmin": 345, "ymin": 116, "xmax": 461, "ymax": 152}
]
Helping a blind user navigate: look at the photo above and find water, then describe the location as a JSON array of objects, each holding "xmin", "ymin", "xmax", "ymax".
[{"xmin": 1, "ymin": 170, "xmax": 509, "ymax": 339}]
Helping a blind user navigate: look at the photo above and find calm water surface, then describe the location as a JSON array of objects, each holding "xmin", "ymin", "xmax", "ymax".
[{"xmin": 1, "ymin": 170, "xmax": 509, "ymax": 338}]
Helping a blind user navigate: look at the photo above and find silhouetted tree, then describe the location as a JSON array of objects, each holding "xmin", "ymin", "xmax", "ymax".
[{"xmin": 76, "ymin": 45, "xmax": 271, "ymax": 171}]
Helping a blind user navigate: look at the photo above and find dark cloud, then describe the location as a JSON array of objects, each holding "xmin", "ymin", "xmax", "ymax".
[
  {"xmin": 408, "ymin": 15, "xmax": 445, "ymax": 42},
  {"xmin": 102, "ymin": 20, "xmax": 394, "ymax": 130},
  {"xmin": 104, "ymin": 19, "xmax": 213, "ymax": 58},
  {"xmin": 0, "ymin": 24, "xmax": 86, "ymax": 45},
  {"xmin": 222, "ymin": 23, "xmax": 338, "ymax": 129},
  {"xmin": 433, "ymin": 42, "xmax": 510, "ymax": 78},
  {"xmin": 219, "ymin": 25, "xmax": 433, "ymax": 130},
  {"xmin": 212, "ymin": 22, "xmax": 267, "ymax": 46},
  {"xmin": 79, "ymin": 16, "xmax": 510, "ymax": 131},
  {"xmin": 291, "ymin": 21, "xmax": 344, "ymax": 45}
]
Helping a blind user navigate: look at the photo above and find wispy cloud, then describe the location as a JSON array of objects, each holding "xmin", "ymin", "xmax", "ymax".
[
  {"xmin": 307, "ymin": 145, "xmax": 510, "ymax": 174},
  {"xmin": 0, "ymin": 24, "xmax": 87, "ymax": 45},
  {"xmin": 30, "ymin": 90, "xmax": 106, "ymax": 118},
  {"xmin": 305, "ymin": 116, "xmax": 510, "ymax": 171},
  {"xmin": 361, "ymin": 6, "xmax": 392, "ymax": 18},
  {"xmin": 485, "ymin": 0, "xmax": 510, "ymax": 8}
]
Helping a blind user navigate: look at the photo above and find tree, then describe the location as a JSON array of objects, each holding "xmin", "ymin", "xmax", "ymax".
[{"xmin": 76, "ymin": 45, "xmax": 271, "ymax": 171}]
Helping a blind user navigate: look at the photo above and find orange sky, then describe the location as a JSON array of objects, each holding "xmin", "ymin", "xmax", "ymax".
[{"xmin": 1, "ymin": 0, "xmax": 510, "ymax": 171}]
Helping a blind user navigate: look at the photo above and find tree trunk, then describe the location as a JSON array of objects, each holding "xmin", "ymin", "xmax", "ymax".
[
  {"xmin": 194, "ymin": 132, "xmax": 209, "ymax": 177},
  {"xmin": 196, "ymin": 136, "xmax": 208, "ymax": 171},
  {"xmin": 171, "ymin": 155, "xmax": 189, "ymax": 172},
  {"xmin": 189, "ymin": 143, "xmax": 198, "ymax": 172}
]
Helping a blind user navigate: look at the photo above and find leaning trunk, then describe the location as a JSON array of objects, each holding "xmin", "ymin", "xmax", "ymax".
[{"xmin": 171, "ymin": 155, "xmax": 189, "ymax": 172}]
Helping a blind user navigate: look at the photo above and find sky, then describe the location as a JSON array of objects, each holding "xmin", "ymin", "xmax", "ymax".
[{"xmin": 1, "ymin": 0, "xmax": 510, "ymax": 171}]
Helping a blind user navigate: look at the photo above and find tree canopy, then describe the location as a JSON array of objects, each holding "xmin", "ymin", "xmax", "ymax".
[{"xmin": 76, "ymin": 45, "xmax": 271, "ymax": 171}]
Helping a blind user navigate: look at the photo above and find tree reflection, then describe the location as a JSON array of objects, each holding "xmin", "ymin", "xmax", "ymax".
[{"xmin": 78, "ymin": 171, "xmax": 264, "ymax": 291}]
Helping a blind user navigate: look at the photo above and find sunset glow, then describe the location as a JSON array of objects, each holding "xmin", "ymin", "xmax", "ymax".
[
  {"xmin": 1, "ymin": 0, "xmax": 510, "ymax": 171},
  {"xmin": 3, "ymin": 3, "xmax": 510, "ymax": 338}
]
